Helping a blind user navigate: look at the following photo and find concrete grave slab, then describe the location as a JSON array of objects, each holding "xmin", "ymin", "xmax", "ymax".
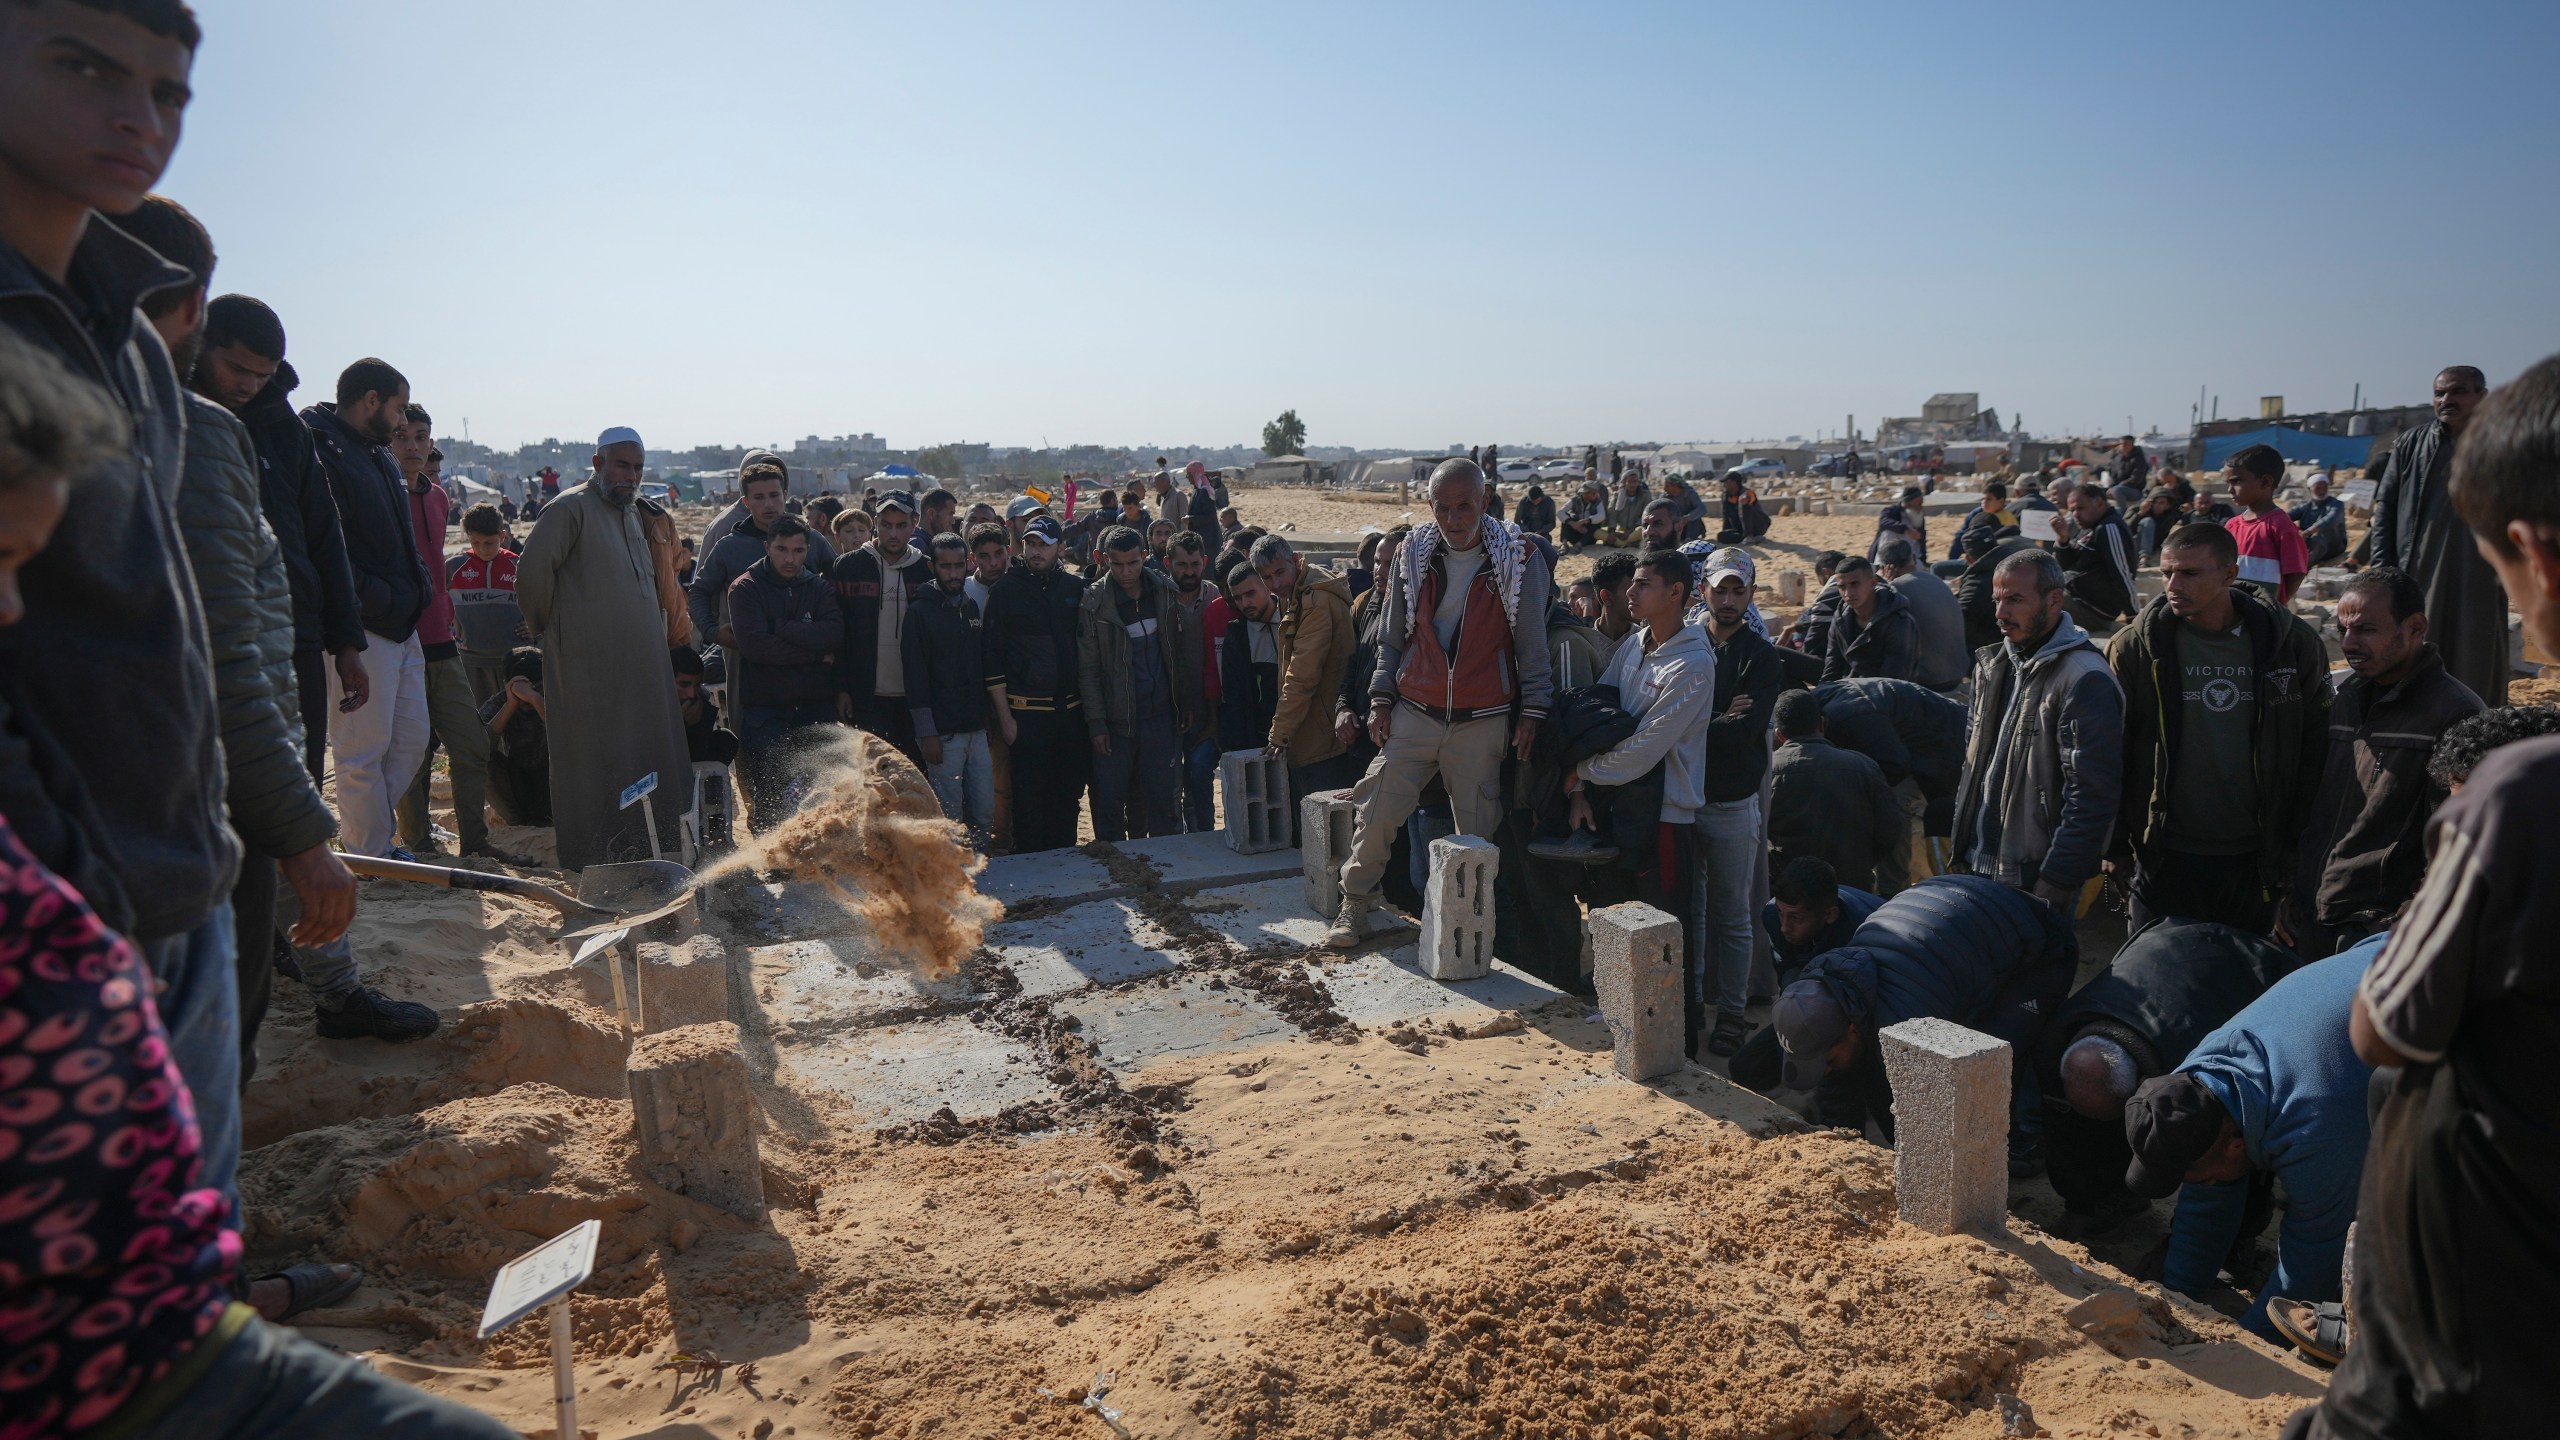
[
  {"xmin": 988, "ymin": 900, "xmax": 1187, "ymax": 999},
  {"xmin": 975, "ymin": 846, "xmax": 1116, "ymax": 913},
  {"xmin": 1054, "ymin": 974, "xmax": 1297, "ymax": 1079},
  {"xmin": 1589, "ymin": 902, "xmax": 1683, "ymax": 1081},
  {"xmin": 714, "ymin": 877, "xmax": 867, "ymax": 943},
  {"xmin": 1219, "ymin": 750, "xmax": 1292, "ymax": 853},
  {"xmin": 749, "ymin": 936, "xmax": 981, "ymax": 1038},
  {"xmin": 1323, "ymin": 948, "xmax": 1568, "ymax": 1031},
  {"xmin": 638, "ymin": 935, "xmax": 732, "ymax": 1034},
  {"xmin": 1879, "ymin": 1017, "xmax": 2010, "ymax": 1235},
  {"xmin": 782, "ymin": 1014, "xmax": 1052, "ymax": 1126},
  {"xmin": 1300, "ymin": 789, "xmax": 1358, "ymax": 918},
  {"xmin": 1419, "ymin": 835, "xmax": 1499, "ymax": 981},
  {"xmin": 1116, "ymin": 831, "xmax": 1302, "ymax": 895},
  {"xmin": 1184, "ymin": 876, "xmax": 1338, "ymax": 953},
  {"xmin": 629, "ymin": 1022, "xmax": 763, "ymax": 1219}
]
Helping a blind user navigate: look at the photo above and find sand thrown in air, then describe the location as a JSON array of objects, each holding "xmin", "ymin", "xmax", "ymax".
[{"xmin": 698, "ymin": 729, "xmax": 1000, "ymax": 977}]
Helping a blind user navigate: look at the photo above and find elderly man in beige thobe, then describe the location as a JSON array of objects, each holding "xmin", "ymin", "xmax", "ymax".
[{"xmin": 516, "ymin": 427, "xmax": 694, "ymax": 868}]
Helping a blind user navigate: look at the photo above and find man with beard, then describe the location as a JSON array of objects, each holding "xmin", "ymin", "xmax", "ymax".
[
  {"xmin": 1206, "ymin": 561, "xmax": 1282, "ymax": 752},
  {"xmin": 390, "ymin": 403, "xmax": 515, "ymax": 865},
  {"xmin": 2368, "ymin": 366, "xmax": 2508, "ymax": 704},
  {"xmin": 1078, "ymin": 526, "xmax": 1202, "ymax": 841},
  {"xmin": 689, "ymin": 460, "xmax": 835, "ymax": 677},
  {"xmin": 981, "ymin": 515, "xmax": 1090, "ymax": 851},
  {"xmin": 303, "ymin": 359, "xmax": 432, "ymax": 863},
  {"xmin": 831, "ymin": 490, "xmax": 931, "ymax": 762},
  {"xmin": 1165, "ymin": 530, "xmax": 1223, "ymax": 831},
  {"xmin": 965, "ymin": 522, "xmax": 1018, "ymax": 849},
  {"xmin": 1253, "ymin": 534, "xmax": 1357, "ymax": 805},
  {"xmin": 516, "ymin": 428, "xmax": 695, "ymax": 867},
  {"xmin": 1697, "ymin": 559, "xmax": 1784, "ymax": 1054},
  {"xmin": 192, "ymin": 294, "xmax": 370, "ymax": 783}
]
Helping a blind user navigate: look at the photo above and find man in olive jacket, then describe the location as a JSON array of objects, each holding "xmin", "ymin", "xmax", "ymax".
[
  {"xmin": 1250, "ymin": 534, "xmax": 1355, "ymax": 805},
  {"xmin": 2106, "ymin": 523, "xmax": 2331, "ymax": 933},
  {"xmin": 1078, "ymin": 525, "xmax": 1204, "ymax": 842}
]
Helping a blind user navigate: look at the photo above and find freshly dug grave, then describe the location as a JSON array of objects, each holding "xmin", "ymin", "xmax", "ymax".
[{"xmin": 242, "ymin": 1003, "xmax": 2323, "ymax": 1440}]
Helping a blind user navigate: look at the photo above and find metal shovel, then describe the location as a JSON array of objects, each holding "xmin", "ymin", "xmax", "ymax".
[{"xmin": 339, "ymin": 855, "xmax": 699, "ymax": 938}]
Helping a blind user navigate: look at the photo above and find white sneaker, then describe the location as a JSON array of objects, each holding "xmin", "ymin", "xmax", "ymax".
[{"xmin": 1325, "ymin": 892, "xmax": 1372, "ymax": 950}]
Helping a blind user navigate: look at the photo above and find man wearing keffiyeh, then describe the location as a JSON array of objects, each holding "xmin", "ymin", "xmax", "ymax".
[{"xmin": 1326, "ymin": 460, "xmax": 1555, "ymax": 948}]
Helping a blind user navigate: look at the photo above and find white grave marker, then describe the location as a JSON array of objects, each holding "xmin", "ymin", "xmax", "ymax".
[{"xmin": 479, "ymin": 1217, "xmax": 602, "ymax": 1440}]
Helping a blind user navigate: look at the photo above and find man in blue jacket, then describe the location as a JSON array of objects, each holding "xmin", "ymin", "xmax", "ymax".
[
  {"xmin": 1741, "ymin": 875, "xmax": 2076, "ymax": 1163},
  {"xmin": 2121, "ymin": 940, "xmax": 2379, "ymax": 1341}
]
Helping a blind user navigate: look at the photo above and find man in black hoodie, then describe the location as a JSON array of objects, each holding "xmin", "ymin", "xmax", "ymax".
[
  {"xmin": 1819, "ymin": 555, "xmax": 1920, "ymax": 683},
  {"xmin": 982, "ymin": 516, "xmax": 1090, "ymax": 851},
  {"xmin": 2057, "ymin": 481, "xmax": 2138, "ymax": 631},
  {"xmin": 194, "ymin": 294, "xmax": 370, "ymax": 783},
  {"xmin": 303, "ymin": 358, "xmax": 431, "ymax": 862},
  {"xmin": 1697, "ymin": 560, "xmax": 1784, "ymax": 1055},
  {"xmin": 296, "ymin": 359, "xmax": 439, "ymax": 1041}
]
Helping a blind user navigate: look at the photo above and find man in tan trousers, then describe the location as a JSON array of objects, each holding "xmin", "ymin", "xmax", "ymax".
[{"xmin": 1328, "ymin": 460, "xmax": 1554, "ymax": 948}]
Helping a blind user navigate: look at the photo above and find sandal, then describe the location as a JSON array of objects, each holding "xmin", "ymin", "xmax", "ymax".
[
  {"xmin": 2268, "ymin": 1297, "xmax": 2348, "ymax": 1367},
  {"xmin": 251, "ymin": 1262, "xmax": 363, "ymax": 1322},
  {"xmin": 1708, "ymin": 1012, "xmax": 1752, "ymax": 1058}
]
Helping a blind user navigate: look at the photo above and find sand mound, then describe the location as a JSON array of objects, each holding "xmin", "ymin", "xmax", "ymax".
[{"xmin": 705, "ymin": 729, "xmax": 1000, "ymax": 976}]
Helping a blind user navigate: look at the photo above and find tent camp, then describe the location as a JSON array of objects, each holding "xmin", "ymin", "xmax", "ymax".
[{"xmin": 2195, "ymin": 425, "xmax": 2379, "ymax": 474}]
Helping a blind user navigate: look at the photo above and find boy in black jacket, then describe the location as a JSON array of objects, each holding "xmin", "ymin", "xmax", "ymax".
[{"xmin": 905, "ymin": 533, "xmax": 995, "ymax": 843}]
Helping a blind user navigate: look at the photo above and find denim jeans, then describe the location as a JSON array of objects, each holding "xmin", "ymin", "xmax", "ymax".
[
  {"xmin": 1694, "ymin": 797, "xmax": 1761, "ymax": 1018},
  {"xmin": 121, "ymin": 1307, "xmax": 516, "ymax": 1440},
  {"xmin": 1181, "ymin": 735, "xmax": 1219, "ymax": 833},
  {"xmin": 926, "ymin": 728, "xmax": 996, "ymax": 838},
  {"xmin": 144, "ymin": 902, "xmax": 240, "ymax": 1221}
]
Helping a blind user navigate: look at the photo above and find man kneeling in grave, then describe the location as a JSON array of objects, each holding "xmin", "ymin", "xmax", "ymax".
[
  {"xmin": 2030, "ymin": 916, "xmax": 2289, "ymax": 1240},
  {"xmin": 1732, "ymin": 874, "xmax": 2076, "ymax": 1176}
]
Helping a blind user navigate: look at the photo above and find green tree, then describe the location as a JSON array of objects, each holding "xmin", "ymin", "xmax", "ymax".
[{"xmin": 1261, "ymin": 409, "xmax": 1307, "ymax": 457}]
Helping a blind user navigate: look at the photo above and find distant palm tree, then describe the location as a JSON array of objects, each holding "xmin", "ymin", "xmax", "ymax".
[{"xmin": 1262, "ymin": 409, "xmax": 1307, "ymax": 457}]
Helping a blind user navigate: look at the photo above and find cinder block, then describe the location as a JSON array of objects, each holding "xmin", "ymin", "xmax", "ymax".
[
  {"xmin": 628, "ymin": 1021, "xmax": 763, "ymax": 1220},
  {"xmin": 1590, "ymin": 902, "xmax": 1683, "ymax": 1080},
  {"xmin": 1418, "ymin": 835, "xmax": 1498, "ymax": 981},
  {"xmin": 1879, "ymin": 1017, "xmax": 2010, "ymax": 1235},
  {"xmin": 1220, "ymin": 750, "xmax": 1292, "ymax": 854},
  {"xmin": 1776, "ymin": 570, "xmax": 1807, "ymax": 605},
  {"xmin": 638, "ymin": 934, "xmax": 731, "ymax": 1034},
  {"xmin": 1300, "ymin": 788, "xmax": 1359, "ymax": 917}
]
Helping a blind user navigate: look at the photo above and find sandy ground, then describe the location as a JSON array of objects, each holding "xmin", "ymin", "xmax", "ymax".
[
  {"xmin": 245, "ymin": 838, "xmax": 2321, "ymax": 1439},
  {"xmin": 240, "ymin": 491, "xmax": 2357, "ymax": 1436}
]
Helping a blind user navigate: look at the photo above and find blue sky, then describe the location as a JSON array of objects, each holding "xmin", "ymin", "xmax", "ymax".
[{"xmin": 163, "ymin": 1, "xmax": 2560, "ymax": 453}]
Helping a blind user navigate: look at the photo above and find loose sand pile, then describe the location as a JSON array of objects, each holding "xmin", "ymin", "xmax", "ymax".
[{"xmin": 703, "ymin": 728, "xmax": 1001, "ymax": 977}]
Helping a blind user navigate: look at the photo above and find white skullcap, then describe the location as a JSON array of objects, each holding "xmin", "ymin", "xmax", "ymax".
[{"xmin": 596, "ymin": 425, "xmax": 644, "ymax": 451}]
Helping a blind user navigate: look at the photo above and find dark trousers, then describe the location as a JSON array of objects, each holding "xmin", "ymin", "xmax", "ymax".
[
  {"xmin": 1288, "ymin": 751, "xmax": 1361, "ymax": 817},
  {"xmin": 852, "ymin": 692, "xmax": 921, "ymax": 766},
  {"xmin": 292, "ymin": 647, "xmax": 330, "ymax": 784},
  {"xmin": 1010, "ymin": 706, "xmax": 1091, "ymax": 853},
  {"xmin": 1091, "ymin": 712, "xmax": 1181, "ymax": 842},
  {"xmin": 1496, "ymin": 809, "xmax": 1595, "ymax": 996},
  {"xmin": 2044, "ymin": 1104, "xmax": 2137, "ymax": 1216},
  {"xmin": 1586, "ymin": 821, "xmax": 1701, "ymax": 1050},
  {"xmin": 1181, "ymin": 734, "xmax": 1219, "ymax": 833},
  {"xmin": 738, "ymin": 701, "xmax": 837, "ymax": 820},
  {"xmin": 2131, "ymin": 849, "xmax": 2275, "ymax": 935},
  {"xmin": 231, "ymin": 852, "xmax": 276, "ymax": 1087}
]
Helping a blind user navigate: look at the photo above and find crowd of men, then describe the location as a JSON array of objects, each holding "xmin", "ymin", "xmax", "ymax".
[{"xmin": 0, "ymin": 4, "xmax": 2553, "ymax": 1438}]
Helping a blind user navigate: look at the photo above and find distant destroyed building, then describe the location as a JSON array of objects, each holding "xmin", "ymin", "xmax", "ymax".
[{"xmin": 1877, "ymin": 393, "xmax": 2009, "ymax": 446}]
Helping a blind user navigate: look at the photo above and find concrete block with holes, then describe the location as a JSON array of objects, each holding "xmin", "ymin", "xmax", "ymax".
[
  {"xmin": 1300, "ymin": 788, "xmax": 1359, "ymax": 916},
  {"xmin": 1418, "ymin": 834, "xmax": 1498, "ymax": 981},
  {"xmin": 1220, "ymin": 749, "xmax": 1292, "ymax": 854},
  {"xmin": 1590, "ymin": 901, "xmax": 1683, "ymax": 1080},
  {"xmin": 628, "ymin": 1021, "xmax": 764, "ymax": 1220},
  {"xmin": 637, "ymin": 934, "xmax": 731, "ymax": 1034},
  {"xmin": 1879, "ymin": 1017, "xmax": 2010, "ymax": 1235}
]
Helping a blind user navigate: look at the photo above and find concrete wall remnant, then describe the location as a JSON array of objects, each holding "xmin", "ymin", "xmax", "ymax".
[
  {"xmin": 1221, "ymin": 749, "xmax": 1292, "ymax": 854},
  {"xmin": 1300, "ymin": 788, "xmax": 1358, "ymax": 917},
  {"xmin": 1878, "ymin": 1017, "xmax": 2009, "ymax": 1235},
  {"xmin": 638, "ymin": 934, "xmax": 731, "ymax": 1033},
  {"xmin": 1418, "ymin": 834, "xmax": 1498, "ymax": 981},
  {"xmin": 629, "ymin": 1021, "xmax": 764, "ymax": 1220},
  {"xmin": 1590, "ymin": 902, "xmax": 1683, "ymax": 1080}
]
